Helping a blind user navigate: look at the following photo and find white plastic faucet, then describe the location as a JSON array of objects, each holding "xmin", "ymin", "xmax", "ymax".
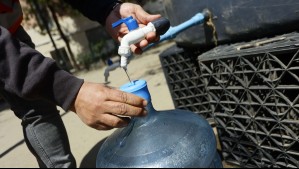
[{"xmin": 112, "ymin": 16, "xmax": 170, "ymax": 70}]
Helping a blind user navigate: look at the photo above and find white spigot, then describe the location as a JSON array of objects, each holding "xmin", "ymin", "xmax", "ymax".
[
  {"xmin": 112, "ymin": 16, "xmax": 170, "ymax": 70},
  {"xmin": 118, "ymin": 22, "xmax": 156, "ymax": 69}
]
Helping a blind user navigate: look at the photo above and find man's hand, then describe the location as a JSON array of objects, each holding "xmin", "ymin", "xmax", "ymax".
[
  {"xmin": 71, "ymin": 82, "xmax": 147, "ymax": 130},
  {"xmin": 105, "ymin": 3, "xmax": 161, "ymax": 54}
]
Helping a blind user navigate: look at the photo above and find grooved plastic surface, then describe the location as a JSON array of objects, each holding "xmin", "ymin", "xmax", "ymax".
[
  {"xmin": 198, "ymin": 32, "xmax": 299, "ymax": 168},
  {"xmin": 159, "ymin": 46, "xmax": 212, "ymax": 120}
]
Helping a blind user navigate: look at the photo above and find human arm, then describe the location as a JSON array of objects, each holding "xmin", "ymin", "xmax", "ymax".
[
  {"xmin": 64, "ymin": 0, "xmax": 120, "ymax": 26},
  {"xmin": 64, "ymin": 0, "xmax": 161, "ymax": 54},
  {"xmin": 0, "ymin": 26, "xmax": 83, "ymax": 110},
  {"xmin": 57, "ymin": 1, "xmax": 157, "ymax": 129},
  {"xmin": 105, "ymin": 2, "xmax": 161, "ymax": 54},
  {"xmin": 0, "ymin": 27, "xmax": 147, "ymax": 130},
  {"xmin": 71, "ymin": 82, "xmax": 147, "ymax": 130}
]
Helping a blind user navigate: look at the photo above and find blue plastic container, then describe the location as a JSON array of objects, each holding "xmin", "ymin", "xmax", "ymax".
[{"xmin": 96, "ymin": 80, "xmax": 222, "ymax": 168}]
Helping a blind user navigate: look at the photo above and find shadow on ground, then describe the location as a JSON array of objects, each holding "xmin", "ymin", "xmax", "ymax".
[{"xmin": 79, "ymin": 138, "xmax": 107, "ymax": 168}]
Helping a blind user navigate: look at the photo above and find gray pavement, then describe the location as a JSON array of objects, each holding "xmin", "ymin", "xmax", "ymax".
[{"xmin": 0, "ymin": 42, "xmax": 175, "ymax": 168}]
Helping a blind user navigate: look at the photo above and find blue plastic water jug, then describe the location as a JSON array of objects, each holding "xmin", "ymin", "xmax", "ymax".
[{"xmin": 96, "ymin": 80, "xmax": 223, "ymax": 168}]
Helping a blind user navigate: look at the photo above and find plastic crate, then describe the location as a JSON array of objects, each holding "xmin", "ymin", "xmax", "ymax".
[
  {"xmin": 198, "ymin": 32, "xmax": 299, "ymax": 168},
  {"xmin": 159, "ymin": 45, "xmax": 213, "ymax": 122}
]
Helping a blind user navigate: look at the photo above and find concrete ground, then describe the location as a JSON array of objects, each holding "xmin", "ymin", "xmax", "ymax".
[{"xmin": 0, "ymin": 42, "xmax": 176, "ymax": 168}]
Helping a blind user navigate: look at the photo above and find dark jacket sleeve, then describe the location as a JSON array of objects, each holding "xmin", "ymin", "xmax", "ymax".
[
  {"xmin": 64, "ymin": 0, "xmax": 119, "ymax": 25},
  {"xmin": 0, "ymin": 27, "xmax": 84, "ymax": 111}
]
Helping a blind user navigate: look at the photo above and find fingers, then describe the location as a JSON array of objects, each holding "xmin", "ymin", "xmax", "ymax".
[
  {"xmin": 134, "ymin": 5, "xmax": 161, "ymax": 24},
  {"xmin": 103, "ymin": 101, "xmax": 147, "ymax": 117},
  {"xmin": 145, "ymin": 32, "xmax": 160, "ymax": 43},
  {"xmin": 92, "ymin": 124, "xmax": 113, "ymax": 131},
  {"xmin": 93, "ymin": 115, "xmax": 131, "ymax": 130},
  {"xmin": 130, "ymin": 40, "xmax": 147, "ymax": 55},
  {"xmin": 131, "ymin": 32, "xmax": 160, "ymax": 54},
  {"xmin": 74, "ymin": 82, "xmax": 148, "ymax": 131},
  {"xmin": 107, "ymin": 88, "xmax": 147, "ymax": 107}
]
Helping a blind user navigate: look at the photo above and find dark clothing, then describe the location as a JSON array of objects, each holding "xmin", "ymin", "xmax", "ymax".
[
  {"xmin": 22, "ymin": 108, "xmax": 76, "ymax": 168},
  {"xmin": 65, "ymin": 0, "xmax": 119, "ymax": 25},
  {"xmin": 0, "ymin": 0, "xmax": 118, "ymax": 167},
  {"xmin": 0, "ymin": 0, "xmax": 118, "ymax": 115},
  {"xmin": 0, "ymin": 27, "xmax": 79, "ymax": 168},
  {"xmin": 0, "ymin": 27, "xmax": 84, "ymax": 114},
  {"xmin": 0, "ymin": 26, "xmax": 77, "ymax": 168}
]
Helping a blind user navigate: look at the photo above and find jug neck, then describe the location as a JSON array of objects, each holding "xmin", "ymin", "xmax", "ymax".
[
  {"xmin": 120, "ymin": 80, "xmax": 152, "ymax": 102},
  {"xmin": 120, "ymin": 80, "xmax": 157, "ymax": 122},
  {"xmin": 132, "ymin": 100, "xmax": 157, "ymax": 126},
  {"xmin": 144, "ymin": 101, "xmax": 157, "ymax": 115}
]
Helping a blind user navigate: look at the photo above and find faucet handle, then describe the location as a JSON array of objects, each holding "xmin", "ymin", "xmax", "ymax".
[{"xmin": 112, "ymin": 16, "xmax": 139, "ymax": 31}]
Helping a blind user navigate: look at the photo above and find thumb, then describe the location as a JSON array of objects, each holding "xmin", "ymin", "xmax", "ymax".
[
  {"xmin": 145, "ymin": 14, "xmax": 162, "ymax": 23},
  {"xmin": 135, "ymin": 6, "xmax": 161, "ymax": 24}
]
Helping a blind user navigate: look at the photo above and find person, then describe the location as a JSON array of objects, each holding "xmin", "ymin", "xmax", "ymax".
[{"xmin": 0, "ymin": 0, "xmax": 161, "ymax": 168}]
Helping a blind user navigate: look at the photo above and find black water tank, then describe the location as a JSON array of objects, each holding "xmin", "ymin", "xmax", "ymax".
[{"xmin": 163, "ymin": 0, "xmax": 299, "ymax": 49}]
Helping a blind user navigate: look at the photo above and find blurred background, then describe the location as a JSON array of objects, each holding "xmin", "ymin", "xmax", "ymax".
[
  {"xmin": 2, "ymin": 0, "xmax": 299, "ymax": 168},
  {"xmin": 18, "ymin": 0, "xmax": 165, "ymax": 73}
]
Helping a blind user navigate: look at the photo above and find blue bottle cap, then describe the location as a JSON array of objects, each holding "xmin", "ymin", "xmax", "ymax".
[
  {"xmin": 120, "ymin": 80, "xmax": 151, "ymax": 101},
  {"xmin": 112, "ymin": 16, "xmax": 139, "ymax": 32}
]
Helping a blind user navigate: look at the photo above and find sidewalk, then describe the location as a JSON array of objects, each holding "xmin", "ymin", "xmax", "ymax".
[{"xmin": 0, "ymin": 42, "xmax": 175, "ymax": 168}]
